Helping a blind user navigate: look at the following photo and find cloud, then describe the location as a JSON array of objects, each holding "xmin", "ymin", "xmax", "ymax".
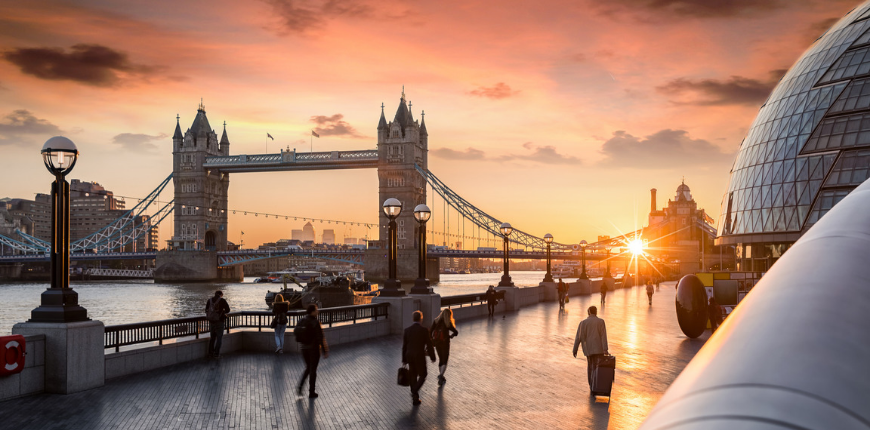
[
  {"xmin": 468, "ymin": 82, "xmax": 519, "ymax": 100},
  {"xmin": 431, "ymin": 147, "xmax": 486, "ymax": 160},
  {"xmin": 310, "ymin": 113, "xmax": 365, "ymax": 138},
  {"xmin": 3, "ymin": 44, "xmax": 159, "ymax": 87},
  {"xmin": 0, "ymin": 110, "xmax": 62, "ymax": 146},
  {"xmin": 593, "ymin": 0, "xmax": 787, "ymax": 19},
  {"xmin": 264, "ymin": 0, "xmax": 405, "ymax": 36},
  {"xmin": 432, "ymin": 143, "xmax": 580, "ymax": 165},
  {"xmin": 598, "ymin": 129, "xmax": 733, "ymax": 168},
  {"xmin": 112, "ymin": 132, "xmax": 167, "ymax": 151},
  {"xmin": 263, "ymin": 0, "xmax": 324, "ymax": 35},
  {"xmin": 656, "ymin": 70, "xmax": 786, "ymax": 106}
]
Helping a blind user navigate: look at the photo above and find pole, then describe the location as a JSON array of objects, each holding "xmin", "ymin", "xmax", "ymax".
[
  {"xmin": 580, "ymin": 248, "xmax": 588, "ymax": 279},
  {"xmin": 543, "ymin": 242, "xmax": 553, "ymax": 283},
  {"xmin": 412, "ymin": 220, "xmax": 431, "ymax": 293},
  {"xmin": 380, "ymin": 218, "xmax": 404, "ymax": 296},
  {"xmin": 499, "ymin": 234, "xmax": 513, "ymax": 286}
]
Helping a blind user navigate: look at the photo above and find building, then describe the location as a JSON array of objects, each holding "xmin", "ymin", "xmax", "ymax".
[
  {"xmin": 301, "ymin": 222, "xmax": 315, "ymax": 242},
  {"xmin": 322, "ymin": 229, "xmax": 335, "ymax": 244},
  {"xmin": 68, "ymin": 179, "xmax": 126, "ymax": 242},
  {"xmin": 343, "ymin": 237, "xmax": 358, "ymax": 245},
  {"xmin": 2, "ymin": 194, "xmax": 51, "ymax": 241},
  {"xmin": 291, "ymin": 229, "xmax": 304, "ymax": 241},
  {"xmin": 717, "ymin": 9, "xmax": 870, "ymax": 271}
]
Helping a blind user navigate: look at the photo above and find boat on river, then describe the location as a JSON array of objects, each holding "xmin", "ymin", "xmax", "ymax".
[{"xmin": 264, "ymin": 270, "xmax": 372, "ymax": 309}]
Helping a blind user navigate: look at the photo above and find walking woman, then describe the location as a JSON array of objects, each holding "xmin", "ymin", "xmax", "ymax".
[
  {"xmin": 430, "ymin": 308, "xmax": 459, "ymax": 386},
  {"xmin": 272, "ymin": 295, "xmax": 289, "ymax": 353},
  {"xmin": 646, "ymin": 282, "xmax": 654, "ymax": 305}
]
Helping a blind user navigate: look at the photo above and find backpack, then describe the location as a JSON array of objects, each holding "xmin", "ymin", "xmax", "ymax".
[
  {"xmin": 294, "ymin": 317, "xmax": 313, "ymax": 345},
  {"xmin": 431, "ymin": 321, "xmax": 448, "ymax": 343},
  {"xmin": 206, "ymin": 298, "xmax": 222, "ymax": 322}
]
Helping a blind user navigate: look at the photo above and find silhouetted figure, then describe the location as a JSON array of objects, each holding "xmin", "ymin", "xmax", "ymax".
[
  {"xmin": 656, "ymin": 278, "xmax": 661, "ymax": 291},
  {"xmin": 205, "ymin": 290, "xmax": 230, "ymax": 358},
  {"xmin": 430, "ymin": 308, "xmax": 459, "ymax": 386},
  {"xmin": 708, "ymin": 297, "xmax": 723, "ymax": 333},
  {"xmin": 646, "ymin": 282, "xmax": 654, "ymax": 305},
  {"xmin": 600, "ymin": 282, "xmax": 608, "ymax": 303},
  {"xmin": 573, "ymin": 305, "xmax": 608, "ymax": 392},
  {"xmin": 297, "ymin": 304, "xmax": 329, "ymax": 398},
  {"xmin": 557, "ymin": 279, "xmax": 567, "ymax": 309},
  {"xmin": 272, "ymin": 295, "xmax": 289, "ymax": 353},
  {"xmin": 485, "ymin": 285, "xmax": 498, "ymax": 317},
  {"xmin": 403, "ymin": 310, "xmax": 436, "ymax": 405}
]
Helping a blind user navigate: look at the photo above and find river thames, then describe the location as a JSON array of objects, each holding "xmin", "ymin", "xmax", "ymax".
[{"xmin": 0, "ymin": 271, "xmax": 585, "ymax": 335}]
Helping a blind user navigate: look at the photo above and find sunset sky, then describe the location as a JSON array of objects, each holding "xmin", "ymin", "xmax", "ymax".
[{"xmin": 0, "ymin": 0, "xmax": 860, "ymax": 247}]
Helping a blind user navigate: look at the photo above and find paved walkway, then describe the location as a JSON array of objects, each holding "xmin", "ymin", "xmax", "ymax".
[{"xmin": 0, "ymin": 283, "xmax": 709, "ymax": 429}]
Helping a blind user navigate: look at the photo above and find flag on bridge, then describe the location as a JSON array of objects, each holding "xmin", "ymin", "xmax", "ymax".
[
  {"xmin": 266, "ymin": 133, "xmax": 274, "ymax": 140},
  {"xmin": 311, "ymin": 130, "xmax": 320, "ymax": 138}
]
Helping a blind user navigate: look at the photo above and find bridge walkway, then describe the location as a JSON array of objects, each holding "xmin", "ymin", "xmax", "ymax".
[{"xmin": 0, "ymin": 282, "xmax": 708, "ymax": 429}]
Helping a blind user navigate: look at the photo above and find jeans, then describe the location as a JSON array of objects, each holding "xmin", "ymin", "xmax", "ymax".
[
  {"xmin": 586, "ymin": 354, "xmax": 602, "ymax": 389},
  {"xmin": 408, "ymin": 356, "xmax": 428, "ymax": 399},
  {"xmin": 274, "ymin": 324, "xmax": 287, "ymax": 350},
  {"xmin": 299, "ymin": 347, "xmax": 321, "ymax": 394},
  {"xmin": 208, "ymin": 320, "xmax": 224, "ymax": 356},
  {"xmin": 487, "ymin": 302, "xmax": 496, "ymax": 316},
  {"xmin": 435, "ymin": 341, "xmax": 450, "ymax": 366}
]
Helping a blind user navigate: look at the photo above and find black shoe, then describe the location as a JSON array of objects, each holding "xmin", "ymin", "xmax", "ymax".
[
  {"xmin": 309, "ymin": 392, "xmax": 319, "ymax": 398},
  {"xmin": 437, "ymin": 376, "xmax": 446, "ymax": 386},
  {"xmin": 297, "ymin": 385, "xmax": 303, "ymax": 396},
  {"xmin": 412, "ymin": 397, "xmax": 421, "ymax": 405}
]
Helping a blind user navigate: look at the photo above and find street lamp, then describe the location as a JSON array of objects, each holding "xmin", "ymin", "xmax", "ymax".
[
  {"xmin": 30, "ymin": 137, "xmax": 89, "ymax": 322},
  {"xmin": 542, "ymin": 233, "xmax": 554, "ymax": 283},
  {"xmin": 498, "ymin": 222, "xmax": 514, "ymax": 287},
  {"xmin": 579, "ymin": 240, "xmax": 588, "ymax": 279},
  {"xmin": 411, "ymin": 204, "xmax": 432, "ymax": 294},
  {"xmin": 381, "ymin": 198, "xmax": 404, "ymax": 296},
  {"xmin": 604, "ymin": 243, "xmax": 613, "ymax": 278}
]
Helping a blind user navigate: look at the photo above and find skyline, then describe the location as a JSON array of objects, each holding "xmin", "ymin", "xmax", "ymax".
[{"xmin": 0, "ymin": 0, "xmax": 859, "ymax": 247}]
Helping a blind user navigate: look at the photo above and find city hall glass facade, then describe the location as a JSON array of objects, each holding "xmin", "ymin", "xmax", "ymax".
[{"xmin": 718, "ymin": 1, "xmax": 870, "ymax": 271}]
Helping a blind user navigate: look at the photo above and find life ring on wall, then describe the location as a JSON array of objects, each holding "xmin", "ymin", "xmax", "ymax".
[{"xmin": 0, "ymin": 335, "xmax": 26, "ymax": 377}]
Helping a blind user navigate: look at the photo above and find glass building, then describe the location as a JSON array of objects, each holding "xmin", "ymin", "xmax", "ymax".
[{"xmin": 717, "ymin": 1, "xmax": 870, "ymax": 271}]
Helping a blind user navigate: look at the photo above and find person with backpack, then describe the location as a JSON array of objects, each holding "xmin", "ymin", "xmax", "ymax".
[
  {"xmin": 272, "ymin": 295, "xmax": 290, "ymax": 353},
  {"xmin": 557, "ymin": 279, "xmax": 567, "ymax": 310},
  {"xmin": 204, "ymin": 290, "xmax": 230, "ymax": 358},
  {"xmin": 485, "ymin": 285, "xmax": 498, "ymax": 317},
  {"xmin": 430, "ymin": 308, "xmax": 459, "ymax": 386},
  {"xmin": 296, "ymin": 304, "xmax": 328, "ymax": 398},
  {"xmin": 403, "ymin": 311, "xmax": 436, "ymax": 405},
  {"xmin": 646, "ymin": 282, "xmax": 655, "ymax": 305}
]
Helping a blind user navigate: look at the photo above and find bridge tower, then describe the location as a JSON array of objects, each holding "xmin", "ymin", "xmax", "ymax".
[{"xmin": 369, "ymin": 89, "xmax": 437, "ymax": 282}]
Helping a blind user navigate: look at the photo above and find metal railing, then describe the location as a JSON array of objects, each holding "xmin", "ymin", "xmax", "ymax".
[
  {"xmin": 104, "ymin": 303, "xmax": 389, "ymax": 352},
  {"xmin": 440, "ymin": 290, "xmax": 505, "ymax": 308}
]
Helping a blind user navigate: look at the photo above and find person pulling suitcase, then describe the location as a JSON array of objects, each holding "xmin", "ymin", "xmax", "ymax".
[{"xmin": 573, "ymin": 305, "xmax": 611, "ymax": 396}]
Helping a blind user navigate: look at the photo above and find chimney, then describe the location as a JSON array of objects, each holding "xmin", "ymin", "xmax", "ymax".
[{"xmin": 650, "ymin": 188, "xmax": 657, "ymax": 213}]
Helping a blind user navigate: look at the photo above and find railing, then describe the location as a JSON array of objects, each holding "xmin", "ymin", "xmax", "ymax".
[
  {"xmin": 440, "ymin": 290, "xmax": 505, "ymax": 308},
  {"xmin": 104, "ymin": 303, "xmax": 389, "ymax": 352}
]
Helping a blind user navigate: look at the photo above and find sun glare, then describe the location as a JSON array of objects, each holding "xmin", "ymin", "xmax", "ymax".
[{"xmin": 628, "ymin": 239, "xmax": 644, "ymax": 255}]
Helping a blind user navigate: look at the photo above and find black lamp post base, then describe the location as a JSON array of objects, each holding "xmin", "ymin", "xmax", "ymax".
[
  {"xmin": 410, "ymin": 278, "xmax": 433, "ymax": 294},
  {"xmin": 379, "ymin": 279, "xmax": 406, "ymax": 297},
  {"xmin": 498, "ymin": 274, "xmax": 514, "ymax": 287},
  {"xmin": 579, "ymin": 271, "xmax": 589, "ymax": 280},
  {"xmin": 542, "ymin": 274, "xmax": 554, "ymax": 283},
  {"xmin": 29, "ymin": 288, "xmax": 90, "ymax": 323}
]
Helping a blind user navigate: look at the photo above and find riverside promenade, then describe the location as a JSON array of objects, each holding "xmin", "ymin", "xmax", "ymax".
[{"xmin": 0, "ymin": 283, "xmax": 708, "ymax": 429}]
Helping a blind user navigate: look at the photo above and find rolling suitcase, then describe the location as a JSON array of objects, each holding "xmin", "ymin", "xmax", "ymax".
[{"xmin": 591, "ymin": 355, "xmax": 616, "ymax": 396}]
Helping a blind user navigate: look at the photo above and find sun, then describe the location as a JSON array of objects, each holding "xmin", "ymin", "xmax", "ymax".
[{"xmin": 628, "ymin": 239, "xmax": 644, "ymax": 256}]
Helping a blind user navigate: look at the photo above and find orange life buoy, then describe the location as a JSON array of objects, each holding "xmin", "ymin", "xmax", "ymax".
[{"xmin": 0, "ymin": 335, "xmax": 26, "ymax": 377}]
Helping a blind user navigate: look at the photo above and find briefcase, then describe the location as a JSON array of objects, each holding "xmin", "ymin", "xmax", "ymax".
[
  {"xmin": 397, "ymin": 364, "xmax": 410, "ymax": 386},
  {"xmin": 592, "ymin": 355, "xmax": 616, "ymax": 397}
]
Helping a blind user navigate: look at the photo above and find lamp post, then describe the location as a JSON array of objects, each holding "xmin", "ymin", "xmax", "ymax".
[
  {"xmin": 604, "ymin": 244, "xmax": 613, "ymax": 278},
  {"xmin": 498, "ymin": 222, "xmax": 514, "ymax": 287},
  {"xmin": 543, "ymin": 233, "xmax": 554, "ymax": 283},
  {"xmin": 380, "ymin": 198, "xmax": 404, "ymax": 296},
  {"xmin": 579, "ymin": 240, "xmax": 588, "ymax": 279},
  {"xmin": 411, "ymin": 204, "xmax": 432, "ymax": 294},
  {"xmin": 30, "ymin": 137, "xmax": 89, "ymax": 322}
]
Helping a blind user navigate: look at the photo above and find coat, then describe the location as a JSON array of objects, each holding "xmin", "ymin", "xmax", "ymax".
[
  {"xmin": 573, "ymin": 315, "xmax": 608, "ymax": 357},
  {"xmin": 402, "ymin": 322, "xmax": 436, "ymax": 363}
]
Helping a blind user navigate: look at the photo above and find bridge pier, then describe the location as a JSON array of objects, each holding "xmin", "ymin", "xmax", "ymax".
[
  {"xmin": 364, "ymin": 249, "xmax": 439, "ymax": 283},
  {"xmin": 154, "ymin": 250, "xmax": 217, "ymax": 282}
]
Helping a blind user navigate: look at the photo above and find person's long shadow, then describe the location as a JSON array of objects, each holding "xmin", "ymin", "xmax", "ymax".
[
  {"xmin": 589, "ymin": 394, "xmax": 612, "ymax": 430},
  {"xmin": 434, "ymin": 384, "xmax": 448, "ymax": 426}
]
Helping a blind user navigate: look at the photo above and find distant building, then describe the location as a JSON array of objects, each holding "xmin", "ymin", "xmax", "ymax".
[
  {"xmin": 343, "ymin": 237, "xmax": 358, "ymax": 245},
  {"xmin": 302, "ymin": 222, "xmax": 316, "ymax": 242},
  {"xmin": 291, "ymin": 229, "xmax": 304, "ymax": 241},
  {"xmin": 2, "ymin": 194, "xmax": 51, "ymax": 241},
  {"xmin": 322, "ymin": 229, "xmax": 335, "ymax": 244}
]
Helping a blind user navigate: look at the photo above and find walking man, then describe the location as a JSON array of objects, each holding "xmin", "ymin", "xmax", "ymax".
[
  {"xmin": 557, "ymin": 279, "xmax": 567, "ymax": 310},
  {"xmin": 573, "ymin": 306, "xmax": 608, "ymax": 392},
  {"xmin": 297, "ymin": 304, "xmax": 329, "ymax": 398},
  {"xmin": 600, "ymin": 282, "xmax": 608, "ymax": 304},
  {"xmin": 403, "ymin": 311, "xmax": 436, "ymax": 405},
  {"xmin": 485, "ymin": 285, "xmax": 498, "ymax": 317},
  {"xmin": 205, "ymin": 290, "xmax": 230, "ymax": 358},
  {"xmin": 646, "ymin": 282, "xmax": 655, "ymax": 305}
]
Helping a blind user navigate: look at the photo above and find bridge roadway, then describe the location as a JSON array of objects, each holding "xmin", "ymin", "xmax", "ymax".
[
  {"xmin": 0, "ymin": 282, "xmax": 708, "ymax": 429},
  {"xmin": 0, "ymin": 248, "xmax": 624, "ymax": 266}
]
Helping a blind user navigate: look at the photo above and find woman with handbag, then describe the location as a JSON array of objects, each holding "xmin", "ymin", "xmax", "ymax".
[
  {"xmin": 272, "ymin": 295, "xmax": 290, "ymax": 353},
  {"xmin": 430, "ymin": 308, "xmax": 459, "ymax": 386}
]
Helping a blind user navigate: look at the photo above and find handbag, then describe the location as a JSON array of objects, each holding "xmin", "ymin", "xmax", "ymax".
[
  {"xmin": 397, "ymin": 364, "xmax": 410, "ymax": 386},
  {"xmin": 565, "ymin": 296, "xmax": 570, "ymax": 303},
  {"xmin": 270, "ymin": 317, "xmax": 277, "ymax": 329}
]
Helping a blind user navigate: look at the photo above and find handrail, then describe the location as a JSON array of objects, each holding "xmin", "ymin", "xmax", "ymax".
[
  {"xmin": 639, "ymin": 179, "xmax": 870, "ymax": 429},
  {"xmin": 104, "ymin": 303, "xmax": 389, "ymax": 352},
  {"xmin": 441, "ymin": 290, "xmax": 505, "ymax": 308}
]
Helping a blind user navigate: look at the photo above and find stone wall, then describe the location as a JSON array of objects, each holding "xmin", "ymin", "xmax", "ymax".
[
  {"xmin": 154, "ymin": 250, "xmax": 218, "ymax": 282},
  {"xmin": 0, "ymin": 335, "xmax": 45, "ymax": 402}
]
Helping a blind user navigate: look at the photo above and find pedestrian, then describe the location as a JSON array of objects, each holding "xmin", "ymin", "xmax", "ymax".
[
  {"xmin": 272, "ymin": 295, "xmax": 289, "ymax": 353},
  {"xmin": 402, "ymin": 310, "xmax": 436, "ymax": 405},
  {"xmin": 573, "ymin": 305, "xmax": 609, "ymax": 393},
  {"xmin": 646, "ymin": 282, "xmax": 654, "ymax": 305},
  {"xmin": 297, "ymin": 304, "xmax": 329, "ymax": 398},
  {"xmin": 600, "ymin": 282, "xmax": 607, "ymax": 303},
  {"xmin": 430, "ymin": 308, "xmax": 459, "ymax": 386},
  {"xmin": 656, "ymin": 277, "xmax": 661, "ymax": 291},
  {"xmin": 557, "ymin": 279, "xmax": 567, "ymax": 309},
  {"xmin": 708, "ymin": 297, "xmax": 723, "ymax": 333},
  {"xmin": 485, "ymin": 285, "xmax": 498, "ymax": 317},
  {"xmin": 205, "ymin": 290, "xmax": 230, "ymax": 358}
]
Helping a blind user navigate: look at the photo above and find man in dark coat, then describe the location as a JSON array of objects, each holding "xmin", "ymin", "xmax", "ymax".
[
  {"xmin": 205, "ymin": 290, "xmax": 230, "ymax": 358},
  {"xmin": 402, "ymin": 311, "xmax": 436, "ymax": 405},
  {"xmin": 297, "ymin": 304, "xmax": 329, "ymax": 398},
  {"xmin": 485, "ymin": 285, "xmax": 498, "ymax": 317}
]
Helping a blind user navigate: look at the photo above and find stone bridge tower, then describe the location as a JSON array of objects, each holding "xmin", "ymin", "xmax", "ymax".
[{"xmin": 369, "ymin": 89, "xmax": 434, "ymax": 282}]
